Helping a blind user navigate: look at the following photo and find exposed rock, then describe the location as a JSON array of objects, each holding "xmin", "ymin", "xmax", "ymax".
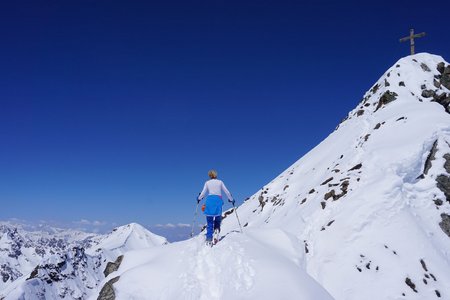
[
  {"xmin": 97, "ymin": 276, "xmax": 120, "ymax": 300},
  {"xmin": 423, "ymin": 140, "xmax": 438, "ymax": 175},
  {"xmin": 436, "ymin": 175, "xmax": 450, "ymax": 202},
  {"xmin": 434, "ymin": 199, "xmax": 443, "ymax": 206},
  {"xmin": 443, "ymin": 154, "xmax": 450, "ymax": 173},
  {"xmin": 258, "ymin": 194, "xmax": 265, "ymax": 211},
  {"xmin": 439, "ymin": 213, "xmax": 450, "ymax": 238},
  {"xmin": 341, "ymin": 180, "xmax": 349, "ymax": 192},
  {"xmin": 27, "ymin": 266, "xmax": 38, "ymax": 280},
  {"xmin": 384, "ymin": 79, "xmax": 390, "ymax": 87},
  {"xmin": 308, "ymin": 189, "xmax": 315, "ymax": 194},
  {"xmin": 356, "ymin": 110, "xmax": 364, "ymax": 116},
  {"xmin": 103, "ymin": 255, "xmax": 123, "ymax": 278},
  {"xmin": 320, "ymin": 201, "xmax": 326, "ymax": 209},
  {"xmin": 421, "ymin": 89, "xmax": 435, "ymax": 98},
  {"xmin": 349, "ymin": 163, "xmax": 362, "ymax": 171},
  {"xmin": 374, "ymin": 123, "xmax": 381, "ymax": 130},
  {"xmin": 433, "ymin": 79, "xmax": 441, "ymax": 88},
  {"xmin": 437, "ymin": 62, "xmax": 445, "ymax": 74},
  {"xmin": 2, "ymin": 264, "xmax": 22, "ymax": 283},
  {"xmin": 364, "ymin": 134, "xmax": 370, "ymax": 142},
  {"xmin": 420, "ymin": 63, "xmax": 431, "ymax": 72},
  {"xmin": 370, "ymin": 84, "xmax": 379, "ymax": 94},
  {"xmin": 375, "ymin": 91, "xmax": 398, "ymax": 112},
  {"xmin": 405, "ymin": 277, "xmax": 418, "ymax": 292},
  {"xmin": 441, "ymin": 65, "xmax": 450, "ymax": 90},
  {"xmin": 420, "ymin": 259, "xmax": 428, "ymax": 272},
  {"xmin": 396, "ymin": 117, "xmax": 406, "ymax": 121},
  {"xmin": 432, "ymin": 95, "xmax": 450, "ymax": 113},
  {"xmin": 399, "ymin": 81, "xmax": 405, "ymax": 86},
  {"xmin": 324, "ymin": 190, "xmax": 335, "ymax": 201},
  {"xmin": 433, "ymin": 92, "xmax": 448, "ymax": 102},
  {"xmin": 321, "ymin": 177, "xmax": 334, "ymax": 186}
]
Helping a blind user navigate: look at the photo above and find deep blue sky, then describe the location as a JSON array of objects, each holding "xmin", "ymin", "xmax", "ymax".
[{"xmin": 1, "ymin": 0, "xmax": 449, "ymax": 231}]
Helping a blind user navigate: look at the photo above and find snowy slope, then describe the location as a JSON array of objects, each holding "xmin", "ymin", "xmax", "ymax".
[
  {"xmin": 0, "ymin": 223, "xmax": 167, "ymax": 299},
  {"xmin": 90, "ymin": 229, "xmax": 333, "ymax": 300},
  {"xmin": 217, "ymin": 53, "xmax": 450, "ymax": 300}
]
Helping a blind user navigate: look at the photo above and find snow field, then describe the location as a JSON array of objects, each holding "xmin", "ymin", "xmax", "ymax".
[{"xmin": 95, "ymin": 228, "xmax": 333, "ymax": 300}]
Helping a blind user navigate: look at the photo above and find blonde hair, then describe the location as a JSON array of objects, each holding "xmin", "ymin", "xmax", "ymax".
[{"xmin": 208, "ymin": 169, "xmax": 218, "ymax": 179}]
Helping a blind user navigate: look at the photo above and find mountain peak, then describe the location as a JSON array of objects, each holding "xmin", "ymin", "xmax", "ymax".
[
  {"xmin": 335, "ymin": 53, "xmax": 450, "ymax": 132},
  {"xmin": 88, "ymin": 223, "xmax": 168, "ymax": 257},
  {"xmin": 219, "ymin": 53, "xmax": 450, "ymax": 299}
]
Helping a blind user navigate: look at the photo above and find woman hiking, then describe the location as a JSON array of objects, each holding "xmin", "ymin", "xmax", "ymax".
[{"xmin": 197, "ymin": 169, "xmax": 234, "ymax": 245}]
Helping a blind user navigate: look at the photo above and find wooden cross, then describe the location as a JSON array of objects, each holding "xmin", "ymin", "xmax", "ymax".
[{"xmin": 399, "ymin": 29, "xmax": 426, "ymax": 55}]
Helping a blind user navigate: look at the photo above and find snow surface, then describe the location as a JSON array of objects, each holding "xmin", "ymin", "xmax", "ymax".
[{"xmin": 89, "ymin": 229, "xmax": 333, "ymax": 300}]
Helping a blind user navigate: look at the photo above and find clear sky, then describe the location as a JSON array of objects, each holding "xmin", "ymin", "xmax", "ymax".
[{"xmin": 1, "ymin": 0, "xmax": 449, "ymax": 231}]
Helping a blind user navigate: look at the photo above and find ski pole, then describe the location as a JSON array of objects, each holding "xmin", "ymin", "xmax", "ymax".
[
  {"xmin": 232, "ymin": 202, "xmax": 243, "ymax": 233},
  {"xmin": 190, "ymin": 201, "xmax": 200, "ymax": 237}
]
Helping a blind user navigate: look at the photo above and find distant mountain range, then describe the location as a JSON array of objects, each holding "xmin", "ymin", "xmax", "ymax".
[{"xmin": 0, "ymin": 222, "xmax": 167, "ymax": 299}]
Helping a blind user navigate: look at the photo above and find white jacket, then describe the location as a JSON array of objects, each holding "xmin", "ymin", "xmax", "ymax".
[{"xmin": 198, "ymin": 179, "xmax": 233, "ymax": 200}]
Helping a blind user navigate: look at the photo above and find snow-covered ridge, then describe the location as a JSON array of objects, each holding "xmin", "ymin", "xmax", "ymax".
[
  {"xmin": 88, "ymin": 223, "xmax": 168, "ymax": 258},
  {"xmin": 0, "ymin": 222, "xmax": 167, "ymax": 299},
  {"xmin": 219, "ymin": 53, "xmax": 450, "ymax": 299}
]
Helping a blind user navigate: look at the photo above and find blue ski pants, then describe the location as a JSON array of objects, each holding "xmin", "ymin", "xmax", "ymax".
[{"xmin": 206, "ymin": 215, "xmax": 222, "ymax": 241}]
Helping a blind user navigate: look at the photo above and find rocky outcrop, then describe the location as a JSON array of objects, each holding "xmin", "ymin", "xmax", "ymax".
[
  {"xmin": 439, "ymin": 65, "xmax": 450, "ymax": 90},
  {"xmin": 439, "ymin": 213, "xmax": 450, "ymax": 238},
  {"xmin": 424, "ymin": 140, "xmax": 438, "ymax": 176},
  {"xmin": 422, "ymin": 89, "xmax": 435, "ymax": 98},
  {"xmin": 104, "ymin": 255, "xmax": 123, "ymax": 277},
  {"xmin": 97, "ymin": 276, "xmax": 120, "ymax": 300},
  {"xmin": 436, "ymin": 153, "xmax": 450, "ymax": 203},
  {"xmin": 375, "ymin": 91, "xmax": 398, "ymax": 112},
  {"xmin": 436, "ymin": 175, "xmax": 450, "ymax": 202},
  {"xmin": 443, "ymin": 153, "xmax": 450, "ymax": 173}
]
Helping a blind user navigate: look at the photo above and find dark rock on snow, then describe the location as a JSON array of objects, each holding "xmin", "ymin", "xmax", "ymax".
[
  {"xmin": 97, "ymin": 276, "xmax": 120, "ymax": 300},
  {"xmin": 375, "ymin": 91, "xmax": 398, "ymax": 112},
  {"xmin": 421, "ymin": 90, "xmax": 435, "ymax": 98},
  {"xmin": 439, "ymin": 213, "xmax": 450, "ymax": 238},
  {"xmin": 103, "ymin": 255, "xmax": 124, "ymax": 278}
]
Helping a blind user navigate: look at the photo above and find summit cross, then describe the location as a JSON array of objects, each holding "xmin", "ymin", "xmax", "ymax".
[{"xmin": 399, "ymin": 28, "xmax": 426, "ymax": 55}]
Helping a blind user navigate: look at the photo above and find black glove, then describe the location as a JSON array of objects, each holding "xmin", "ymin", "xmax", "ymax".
[
  {"xmin": 197, "ymin": 198, "xmax": 201, "ymax": 204},
  {"xmin": 229, "ymin": 199, "xmax": 235, "ymax": 206}
]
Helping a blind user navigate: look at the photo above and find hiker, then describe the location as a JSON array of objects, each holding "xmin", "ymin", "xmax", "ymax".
[{"xmin": 197, "ymin": 169, "xmax": 234, "ymax": 244}]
